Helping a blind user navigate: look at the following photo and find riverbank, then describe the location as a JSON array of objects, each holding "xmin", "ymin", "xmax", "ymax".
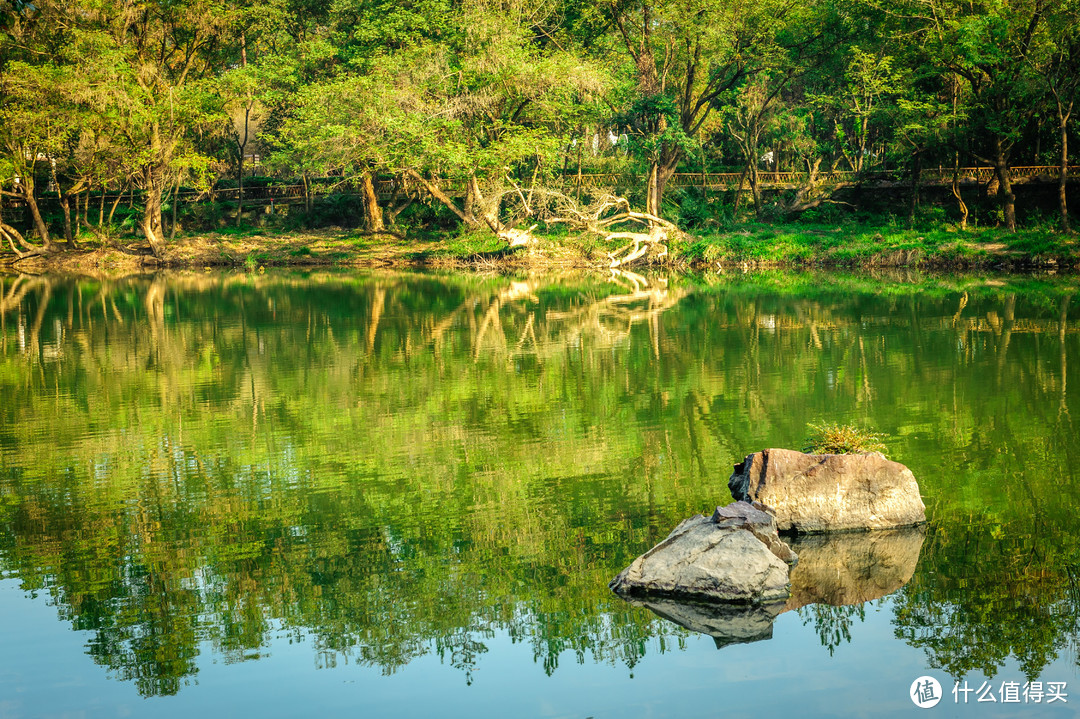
[{"xmin": 3, "ymin": 222, "xmax": 1078, "ymax": 274}]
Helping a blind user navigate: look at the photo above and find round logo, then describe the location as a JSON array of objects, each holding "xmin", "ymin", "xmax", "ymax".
[{"xmin": 911, "ymin": 676, "xmax": 943, "ymax": 708}]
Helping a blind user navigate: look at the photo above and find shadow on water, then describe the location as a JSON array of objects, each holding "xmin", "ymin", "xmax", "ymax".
[{"xmin": 1, "ymin": 268, "xmax": 1079, "ymax": 694}]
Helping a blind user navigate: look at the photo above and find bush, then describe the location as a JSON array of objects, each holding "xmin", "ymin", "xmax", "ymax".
[{"xmin": 802, "ymin": 422, "xmax": 887, "ymax": 455}]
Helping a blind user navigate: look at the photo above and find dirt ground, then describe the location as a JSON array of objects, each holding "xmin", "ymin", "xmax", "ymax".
[{"xmin": 0, "ymin": 228, "xmax": 609, "ymax": 276}]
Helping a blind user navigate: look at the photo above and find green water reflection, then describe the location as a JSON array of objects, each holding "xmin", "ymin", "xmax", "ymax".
[{"xmin": 0, "ymin": 269, "xmax": 1078, "ymax": 697}]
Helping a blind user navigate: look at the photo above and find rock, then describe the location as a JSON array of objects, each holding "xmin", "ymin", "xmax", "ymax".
[
  {"xmin": 784, "ymin": 526, "xmax": 926, "ymax": 611},
  {"xmin": 629, "ymin": 597, "xmax": 786, "ymax": 649},
  {"xmin": 711, "ymin": 501, "xmax": 798, "ymax": 564},
  {"xmin": 609, "ymin": 502, "xmax": 796, "ymax": 604},
  {"xmin": 626, "ymin": 527, "xmax": 927, "ymax": 648},
  {"xmin": 728, "ymin": 448, "xmax": 926, "ymax": 533}
]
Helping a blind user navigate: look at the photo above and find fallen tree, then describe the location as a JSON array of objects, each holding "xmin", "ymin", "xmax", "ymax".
[
  {"xmin": 543, "ymin": 191, "xmax": 682, "ymax": 267},
  {"xmin": 416, "ymin": 178, "xmax": 685, "ymax": 267},
  {"xmin": 403, "ymin": 169, "xmax": 545, "ymax": 249}
]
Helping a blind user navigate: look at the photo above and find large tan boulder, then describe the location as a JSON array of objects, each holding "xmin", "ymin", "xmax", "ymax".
[
  {"xmin": 728, "ymin": 448, "xmax": 926, "ymax": 533},
  {"xmin": 609, "ymin": 501, "xmax": 796, "ymax": 603}
]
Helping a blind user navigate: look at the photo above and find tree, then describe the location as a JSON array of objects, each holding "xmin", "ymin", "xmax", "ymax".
[
  {"xmin": 599, "ymin": 0, "xmax": 805, "ymax": 216},
  {"xmin": 280, "ymin": 0, "xmax": 610, "ymax": 243},
  {"xmin": 0, "ymin": 61, "xmax": 59, "ymax": 253},
  {"xmin": 219, "ymin": 64, "xmax": 267, "ymax": 227},
  {"xmin": 0, "ymin": 0, "xmax": 64, "ymax": 254},
  {"xmin": 1034, "ymin": 0, "xmax": 1080, "ymax": 231},
  {"xmin": 723, "ymin": 75, "xmax": 783, "ymax": 219},
  {"xmin": 832, "ymin": 47, "xmax": 902, "ymax": 174},
  {"xmin": 62, "ymin": 0, "xmax": 233, "ymax": 257},
  {"xmin": 884, "ymin": 0, "xmax": 1051, "ymax": 230}
]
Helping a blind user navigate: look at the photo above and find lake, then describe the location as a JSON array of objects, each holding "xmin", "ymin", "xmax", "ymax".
[{"xmin": 1, "ymin": 268, "xmax": 1078, "ymax": 718}]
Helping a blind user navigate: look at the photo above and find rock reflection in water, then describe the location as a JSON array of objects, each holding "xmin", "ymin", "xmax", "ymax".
[
  {"xmin": 785, "ymin": 526, "xmax": 926, "ymax": 611},
  {"xmin": 628, "ymin": 597, "xmax": 786, "ymax": 649},
  {"xmin": 637, "ymin": 526, "xmax": 926, "ymax": 649}
]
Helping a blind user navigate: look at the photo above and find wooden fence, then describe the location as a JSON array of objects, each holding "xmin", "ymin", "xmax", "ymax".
[{"xmin": 5, "ymin": 166, "xmax": 1079, "ymax": 210}]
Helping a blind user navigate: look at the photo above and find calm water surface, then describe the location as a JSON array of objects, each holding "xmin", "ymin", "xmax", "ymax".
[{"xmin": 1, "ymin": 269, "xmax": 1079, "ymax": 718}]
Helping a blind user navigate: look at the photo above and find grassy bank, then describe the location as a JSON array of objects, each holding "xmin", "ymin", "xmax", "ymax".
[
  {"xmin": 679, "ymin": 223, "xmax": 1078, "ymax": 270},
  {"xmin": 3, "ymin": 222, "xmax": 1078, "ymax": 274}
]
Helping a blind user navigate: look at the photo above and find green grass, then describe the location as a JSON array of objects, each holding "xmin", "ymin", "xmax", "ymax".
[
  {"xmin": 682, "ymin": 222, "xmax": 1078, "ymax": 268},
  {"xmin": 803, "ymin": 423, "xmax": 888, "ymax": 456},
  {"xmin": 215, "ymin": 225, "xmax": 270, "ymax": 238},
  {"xmin": 441, "ymin": 228, "xmax": 506, "ymax": 257}
]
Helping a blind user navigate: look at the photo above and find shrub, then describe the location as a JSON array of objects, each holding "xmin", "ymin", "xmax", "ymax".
[{"xmin": 802, "ymin": 422, "xmax": 887, "ymax": 455}]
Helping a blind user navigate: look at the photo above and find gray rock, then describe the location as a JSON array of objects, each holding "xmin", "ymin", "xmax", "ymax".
[
  {"xmin": 711, "ymin": 501, "xmax": 798, "ymax": 564},
  {"xmin": 728, "ymin": 448, "xmax": 926, "ymax": 533},
  {"xmin": 624, "ymin": 527, "xmax": 927, "ymax": 647},
  {"xmin": 630, "ymin": 596, "xmax": 786, "ymax": 649},
  {"xmin": 609, "ymin": 503, "xmax": 796, "ymax": 603}
]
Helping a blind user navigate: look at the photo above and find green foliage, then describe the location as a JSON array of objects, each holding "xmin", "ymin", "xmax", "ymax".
[
  {"xmin": 802, "ymin": 422, "xmax": 887, "ymax": 455},
  {"xmin": 614, "ymin": 94, "xmax": 699, "ymax": 162},
  {"xmin": 2, "ymin": 0, "xmax": 1079, "ymax": 255}
]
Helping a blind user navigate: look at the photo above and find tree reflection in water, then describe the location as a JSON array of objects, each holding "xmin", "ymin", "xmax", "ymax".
[{"xmin": 0, "ymin": 269, "xmax": 1078, "ymax": 694}]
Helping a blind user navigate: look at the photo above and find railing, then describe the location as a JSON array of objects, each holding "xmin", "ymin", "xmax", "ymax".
[
  {"xmin": 4, "ymin": 166, "xmax": 1079, "ymax": 211},
  {"xmin": 666, "ymin": 166, "xmax": 1080, "ymax": 188}
]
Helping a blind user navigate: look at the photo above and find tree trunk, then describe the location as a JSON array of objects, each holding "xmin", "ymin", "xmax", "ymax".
[
  {"xmin": 646, "ymin": 162, "xmax": 660, "ymax": 217},
  {"xmin": 908, "ymin": 150, "xmax": 921, "ymax": 228},
  {"xmin": 107, "ymin": 183, "xmax": 125, "ymax": 227},
  {"xmin": 22, "ymin": 182, "xmax": 52, "ymax": 249},
  {"xmin": 643, "ymin": 144, "xmax": 681, "ymax": 220},
  {"xmin": 575, "ymin": 140, "xmax": 583, "ymax": 201},
  {"xmin": 98, "ymin": 184, "xmax": 106, "ymax": 226},
  {"xmin": 0, "ymin": 195, "xmax": 43, "ymax": 258},
  {"xmin": 403, "ymin": 168, "xmax": 481, "ymax": 230},
  {"xmin": 60, "ymin": 194, "xmax": 77, "ymax": 248},
  {"xmin": 952, "ymin": 154, "xmax": 969, "ymax": 231},
  {"xmin": 141, "ymin": 167, "xmax": 167, "ymax": 259},
  {"xmin": 170, "ymin": 176, "xmax": 181, "ymax": 241},
  {"xmin": 73, "ymin": 192, "xmax": 82, "ymax": 239},
  {"xmin": 749, "ymin": 162, "xmax": 762, "ymax": 220},
  {"xmin": 1058, "ymin": 103, "xmax": 1072, "ymax": 232},
  {"xmin": 468, "ymin": 174, "xmax": 503, "ymax": 233},
  {"xmin": 464, "ymin": 174, "xmax": 478, "ymax": 223},
  {"xmin": 236, "ymin": 151, "xmax": 244, "ymax": 227},
  {"xmin": 360, "ymin": 172, "xmax": 385, "ymax": 232},
  {"xmin": 992, "ymin": 136, "xmax": 1016, "ymax": 231},
  {"xmin": 855, "ymin": 116, "xmax": 868, "ymax": 173},
  {"xmin": 385, "ymin": 183, "xmax": 414, "ymax": 226},
  {"xmin": 733, "ymin": 166, "xmax": 748, "ymax": 215}
]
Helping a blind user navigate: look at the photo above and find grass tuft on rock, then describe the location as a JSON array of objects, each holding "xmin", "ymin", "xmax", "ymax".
[{"xmin": 803, "ymin": 422, "xmax": 887, "ymax": 456}]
